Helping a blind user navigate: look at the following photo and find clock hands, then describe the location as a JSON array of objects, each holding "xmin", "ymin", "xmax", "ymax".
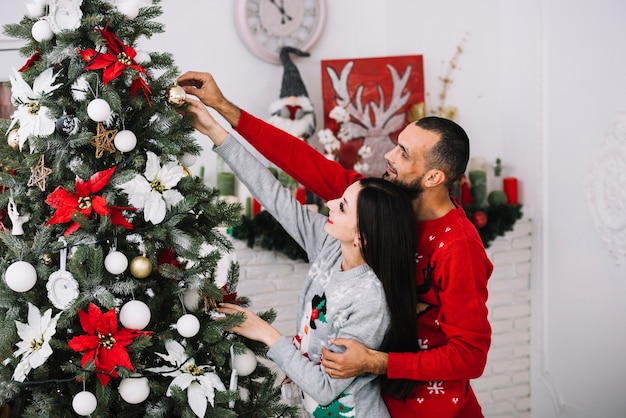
[{"xmin": 269, "ymin": 0, "xmax": 292, "ymax": 24}]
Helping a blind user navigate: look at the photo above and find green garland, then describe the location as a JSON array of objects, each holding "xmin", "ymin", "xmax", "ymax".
[
  {"xmin": 463, "ymin": 204, "xmax": 524, "ymax": 248},
  {"xmin": 230, "ymin": 203, "xmax": 523, "ymax": 260},
  {"xmin": 230, "ymin": 212, "xmax": 308, "ymax": 262}
]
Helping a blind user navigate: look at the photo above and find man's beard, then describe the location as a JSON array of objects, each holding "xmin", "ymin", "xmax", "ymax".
[{"xmin": 382, "ymin": 172, "xmax": 423, "ymax": 200}]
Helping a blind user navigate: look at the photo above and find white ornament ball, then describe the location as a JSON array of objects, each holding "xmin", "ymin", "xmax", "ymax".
[
  {"xmin": 72, "ymin": 391, "xmax": 97, "ymax": 416},
  {"xmin": 114, "ymin": 130, "xmax": 137, "ymax": 152},
  {"xmin": 118, "ymin": 374, "xmax": 150, "ymax": 404},
  {"xmin": 180, "ymin": 153, "xmax": 197, "ymax": 167},
  {"xmin": 176, "ymin": 314, "xmax": 200, "ymax": 338},
  {"xmin": 182, "ymin": 289, "xmax": 201, "ymax": 312},
  {"xmin": 5, "ymin": 261, "xmax": 37, "ymax": 292},
  {"xmin": 117, "ymin": 1, "xmax": 140, "ymax": 19},
  {"xmin": 119, "ymin": 300, "xmax": 151, "ymax": 330},
  {"xmin": 87, "ymin": 99, "xmax": 111, "ymax": 122},
  {"xmin": 32, "ymin": 19, "xmax": 53, "ymax": 42},
  {"xmin": 231, "ymin": 347, "xmax": 258, "ymax": 377},
  {"xmin": 134, "ymin": 50, "xmax": 151, "ymax": 65},
  {"xmin": 26, "ymin": 3, "xmax": 45, "ymax": 18},
  {"xmin": 104, "ymin": 251, "xmax": 128, "ymax": 275}
]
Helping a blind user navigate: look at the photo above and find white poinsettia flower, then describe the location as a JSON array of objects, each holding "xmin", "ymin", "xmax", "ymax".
[
  {"xmin": 12, "ymin": 303, "xmax": 62, "ymax": 382},
  {"xmin": 148, "ymin": 340, "xmax": 226, "ymax": 417},
  {"xmin": 7, "ymin": 68, "xmax": 62, "ymax": 151},
  {"xmin": 118, "ymin": 151, "xmax": 184, "ymax": 224}
]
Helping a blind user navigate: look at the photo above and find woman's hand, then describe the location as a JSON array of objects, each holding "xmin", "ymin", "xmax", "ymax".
[
  {"xmin": 216, "ymin": 303, "xmax": 282, "ymax": 347},
  {"xmin": 179, "ymin": 98, "xmax": 228, "ymax": 146}
]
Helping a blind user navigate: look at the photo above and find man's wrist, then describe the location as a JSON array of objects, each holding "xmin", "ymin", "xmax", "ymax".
[
  {"xmin": 367, "ymin": 349, "xmax": 389, "ymax": 376},
  {"xmin": 215, "ymin": 99, "xmax": 241, "ymax": 128}
]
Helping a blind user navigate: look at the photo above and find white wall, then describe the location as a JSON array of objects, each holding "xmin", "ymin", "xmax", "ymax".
[{"xmin": 3, "ymin": 1, "xmax": 626, "ymax": 416}]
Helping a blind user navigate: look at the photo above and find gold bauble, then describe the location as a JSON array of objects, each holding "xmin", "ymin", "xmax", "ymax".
[
  {"xmin": 7, "ymin": 129, "xmax": 19, "ymax": 150},
  {"xmin": 182, "ymin": 167, "xmax": 191, "ymax": 177},
  {"xmin": 167, "ymin": 84, "xmax": 186, "ymax": 106},
  {"xmin": 130, "ymin": 255, "xmax": 153, "ymax": 279}
]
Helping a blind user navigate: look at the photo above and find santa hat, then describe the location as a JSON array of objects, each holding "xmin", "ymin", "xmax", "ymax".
[{"xmin": 279, "ymin": 46, "xmax": 310, "ymax": 98}]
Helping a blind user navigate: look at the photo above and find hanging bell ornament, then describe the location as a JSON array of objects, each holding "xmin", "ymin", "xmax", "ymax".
[
  {"xmin": 167, "ymin": 84, "xmax": 186, "ymax": 106},
  {"xmin": 7, "ymin": 129, "xmax": 19, "ymax": 150},
  {"xmin": 130, "ymin": 255, "xmax": 152, "ymax": 279}
]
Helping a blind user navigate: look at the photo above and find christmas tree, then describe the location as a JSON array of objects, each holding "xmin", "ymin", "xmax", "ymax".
[{"xmin": 0, "ymin": 1, "xmax": 297, "ymax": 417}]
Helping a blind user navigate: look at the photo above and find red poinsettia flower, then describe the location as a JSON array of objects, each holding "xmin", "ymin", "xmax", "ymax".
[
  {"xmin": 79, "ymin": 27, "xmax": 151, "ymax": 101},
  {"xmin": 68, "ymin": 303, "xmax": 150, "ymax": 386},
  {"xmin": 45, "ymin": 166, "xmax": 134, "ymax": 235},
  {"xmin": 18, "ymin": 51, "xmax": 41, "ymax": 72}
]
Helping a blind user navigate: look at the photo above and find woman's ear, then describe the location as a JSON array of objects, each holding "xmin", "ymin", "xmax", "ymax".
[{"xmin": 353, "ymin": 236, "xmax": 362, "ymax": 248}]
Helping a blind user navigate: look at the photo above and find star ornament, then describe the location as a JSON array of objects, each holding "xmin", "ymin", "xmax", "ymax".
[
  {"xmin": 45, "ymin": 166, "xmax": 135, "ymax": 235},
  {"xmin": 79, "ymin": 27, "xmax": 151, "ymax": 101},
  {"xmin": 91, "ymin": 122, "xmax": 117, "ymax": 158},
  {"xmin": 68, "ymin": 303, "xmax": 151, "ymax": 386},
  {"xmin": 28, "ymin": 154, "xmax": 53, "ymax": 192}
]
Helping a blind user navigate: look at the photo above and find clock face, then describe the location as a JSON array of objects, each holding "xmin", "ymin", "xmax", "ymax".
[{"xmin": 236, "ymin": 0, "xmax": 327, "ymax": 64}]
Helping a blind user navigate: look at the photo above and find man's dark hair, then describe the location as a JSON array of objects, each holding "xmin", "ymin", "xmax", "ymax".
[{"xmin": 416, "ymin": 116, "xmax": 470, "ymax": 188}]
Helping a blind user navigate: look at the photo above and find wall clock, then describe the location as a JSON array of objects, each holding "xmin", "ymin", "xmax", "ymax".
[{"xmin": 235, "ymin": 0, "xmax": 327, "ymax": 64}]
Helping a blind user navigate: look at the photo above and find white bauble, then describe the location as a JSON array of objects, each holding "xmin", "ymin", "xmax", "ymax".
[
  {"xmin": 5, "ymin": 261, "xmax": 37, "ymax": 292},
  {"xmin": 134, "ymin": 50, "xmax": 151, "ymax": 65},
  {"xmin": 118, "ymin": 374, "xmax": 150, "ymax": 404},
  {"xmin": 176, "ymin": 314, "xmax": 200, "ymax": 338},
  {"xmin": 72, "ymin": 391, "xmax": 97, "ymax": 416},
  {"xmin": 104, "ymin": 251, "xmax": 128, "ymax": 275},
  {"xmin": 119, "ymin": 300, "xmax": 151, "ymax": 330},
  {"xmin": 87, "ymin": 99, "xmax": 111, "ymax": 122},
  {"xmin": 117, "ymin": 1, "xmax": 140, "ymax": 19},
  {"xmin": 114, "ymin": 130, "xmax": 137, "ymax": 152},
  {"xmin": 182, "ymin": 289, "xmax": 201, "ymax": 312},
  {"xmin": 180, "ymin": 153, "xmax": 197, "ymax": 167},
  {"xmin": 32, "ymin": 19, "xmax": 53, "ymax": 42},
  {"xmin": 231, "ymin": 347, "xmax": 258, "ymax": 377},
  {"xmin": 26, "ymin": 3, "xmax": 45, "ymax": 18}
]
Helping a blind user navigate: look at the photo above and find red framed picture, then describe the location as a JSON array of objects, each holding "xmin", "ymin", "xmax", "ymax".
[{"xmin": 320, "ymin": 55, "xmax": 424, "ymax": 176}]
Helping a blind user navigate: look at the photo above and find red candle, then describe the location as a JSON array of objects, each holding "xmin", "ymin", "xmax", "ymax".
[
  {"xmin": 252, "ymin": 198, "xmax": 262, "ymax": 217},
  {"xmin": 503, "ymin": 177, "xmax": 519, "ymax": 205}
]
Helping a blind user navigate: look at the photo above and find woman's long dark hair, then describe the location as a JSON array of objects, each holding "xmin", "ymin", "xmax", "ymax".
[{"xmin": 356, "ymin": 177, "xmax": 418, "ymax": 399}]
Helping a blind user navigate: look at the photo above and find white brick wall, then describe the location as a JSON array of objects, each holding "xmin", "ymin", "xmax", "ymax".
[{"xmin": 230, "ymin": 219, "xmax": 533, "ymax": 418}]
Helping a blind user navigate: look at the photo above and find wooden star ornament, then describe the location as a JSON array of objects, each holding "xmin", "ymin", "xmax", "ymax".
[
  {"xmin": 28, "ymin": 154, "xmax": 53, "ymax": 192},
  {"xmin": 91, "ymin": 122, "xmax": 118, "ymax": 158}
]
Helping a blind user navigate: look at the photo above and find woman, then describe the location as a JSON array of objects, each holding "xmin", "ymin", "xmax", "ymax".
[{"xmin": 184, "ymin": 98, "xmax": 418, "ymax": 417}]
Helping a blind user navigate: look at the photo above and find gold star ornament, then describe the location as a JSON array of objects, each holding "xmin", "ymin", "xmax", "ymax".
[
  {"xmin": 28, "ymin": 154, "xmax": 53, "ymax": 192},
  {"xmin": 91, "ymin": 122, "xmax": 118, "ymax": 158}
]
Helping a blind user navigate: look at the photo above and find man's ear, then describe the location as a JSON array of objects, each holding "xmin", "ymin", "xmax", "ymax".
[{"xmin": 424, "ymin": 169, "xmax": 446, "ymax": 188}]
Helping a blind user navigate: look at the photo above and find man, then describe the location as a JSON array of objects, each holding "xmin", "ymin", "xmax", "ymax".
[{"xmin": 177, "ymin": 71, "xmax": 493, "ymax": 418}]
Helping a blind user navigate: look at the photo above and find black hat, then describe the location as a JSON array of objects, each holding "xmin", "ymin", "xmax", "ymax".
[{"xmin": 279, "ymin": 46, "xmax": 310, "ymax": 98}]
